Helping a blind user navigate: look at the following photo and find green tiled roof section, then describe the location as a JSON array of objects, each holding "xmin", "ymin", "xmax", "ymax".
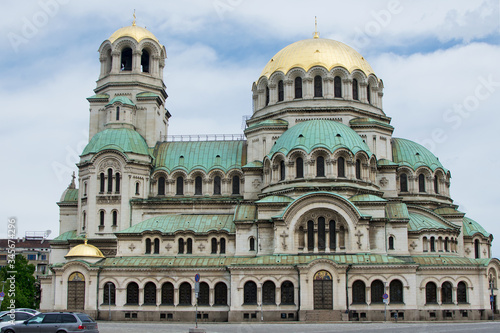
[
  {"xmin": 349, "ymin": 117, "xmax": 394, "ymax": 129},
  {"xmin": 82, "ymin": 129, "xmax": 150, "ymax": 156},
  {"xmin": 392, "ymin": 138, "xmax": 447, "ymax": 172},
  {"xmin": 52, "ymin": 230, "xmax": 77, "ymax": 242},
  {"xmin": 243, "ymin": 161, "xmax": 263, "ymax": 168},
  {"xmin": 153, "ymin": 141, "xmax": 244, "ymax": 173},
  {"xmin": 117, "ymin": 214, "xmax": 236, "ymax": 234},
  {"xmin": 136, "ymin": 92, "xmax": 159, "ymax": 98},
  {"xmin": 87, "ymin": 94, "xmax": 109, "ymax": 100},
  {"xmin": 234, "ymin": 205, "xmax": 257, "ymax": 221},
  {"xmin": 408, "ymin": 212, "xmax": 452, "ymax": 232},
  {"xmin": 462, "ymin": 217, "xmax": 491, "ymax": 238},
  {"xmin": 377, "ymin": 159, "xmax": 398, "ymax": 166},
  {"xmin": 245, "ymin": 119, "xmax": 288, "ymax": 132},
  {"xmin": 349, "ymin": 194, "xmax": 387, "ymax": 202},
  {"xmin": 433, "ymin": 207, "xmax": 464, "ymax": 216},
  {"xmin": 268, "ymin": 120, "xmax": 372, "ymax": 158},
  {"xmin": 256, "ymin": 195, "xmax": 294, "ymax": 204},
  {"xmin": 61, "ymin": 189, "xmax": 78, "ymax": 202},
  {"xmin": 99, "ymin": 256, "xmax": 231, "ymax": 269},
  {"xmin": 385, "ymin": 202, "xmax": 409, "ymax": 220},
  {"xmin": 411, "ymin": 256, "xmax": 491, "ymax": 267},
  {"xmin": 106, "ymin": 96, "xmax": 135, "ymax": 106}
]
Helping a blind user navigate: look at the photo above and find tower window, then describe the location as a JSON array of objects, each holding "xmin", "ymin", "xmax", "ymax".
[
  {"xmin": 249, "ymin": 237, "xmax": 255, "ymax": 251},
  {"xmin": 434, "ymin": 176, "xmax": 439, "ymax": 194},
  {"xmin": 419, "ymin": 174, "xmax": 426, "ymax": 192},
  {"xmin": 278, "ymin": 80, "xmax": 284, "ymax": 102},
  {"xmin": 99, "ymin": 211, "xmax": 105, "ymax": 226},
  {"xmin": 135, "ymin": 182, "xmax": 140, "ymax": 195},
  {"xmin": 116, "ymin": 107, "xmax": 120, "ymax": 121},
  {"xmin": 294, "ymin": 77, "xmax": 302, "ymax": 99},
  {"xmin": 474, "ymin": 239, "xmax": 480, "ymax": 258},
  {"xmin": 176, "ymin": 176, "xmax": 184, "ymax": 195},
  {"xmin": 337, "ymin": 157, "xmax": 345, "ymax": 178},
  {"xmin": 334, "ymin": 76, "xmax": 342, "ymax": 97},
  {"xmin": 265, "ymin": 86, "xmax": 269, "ymax": 106},
  {"xmin": 112, "ymin": 211, "xmax": 117, "ymax": 226},
  {"xmin": 158, "ymin": 176, "xmax": 165, "ymax": 195},
  {"xmin": 195, "ymin": 176, "xmax": 202, "ymax": 195},
  {"xmin": 154, "ymin": 238, "xmax": 160, "ymax": 254},
  {"xmin": 296, "ymin": 157, "xmax": 304, "ymax": 178},
  {"xmin": 388, "ymin": 236, "xmax": 394, "ymax": 250},
  {"xmin": 211, "ymin": 238, "xmax": 217, "ymax": 254},
  {"xmin": 355, "ymin": 159, "xmax": 361, "ymax": 180},
  {"xmin": 314, "ymin": 75, "xmax": 322, "ymax": 97},
  {"xmin": 100, "ymin": 173, "xmax": 105, "ymax": 193},
  {"xmin": 400, "ymin": 174, "xmax": 408, "ymax": 192},
  {"xmin": 232, "ymin": 175, "xmax": 240, "ymax": 195},
  {"xmin": 316, "ymin": 156, "xmax": 325, "ymax": 177},
  {"xmin": 367, "ymin": 84, "xmax": 371, "ymax": 104},
  {"xmin": 141, "ymin": 49, "xmax": 150, "ymax": 73},
  {"xmin": 220, "ymin": 238, "xmax": 226, "ymax": 254},
  {"xmin": 178, "ymin": 238, "xmax": 184, "ymax": 254},
  {"xmin": 280, "ymin": 160, "xmax": 286, "ymax": 181},
  {"xmin": 145, "ymin": 238, "xmax": 151, "ymax": 254},
  {"xmin": 352, "ymin": 78, "xmax": 359, "ymax": 100},
  {"xmin": 115, "ymin": 173, "xmax": 120, "ymax": 193},
  {"xmin": 121, "ymin": 47, "xmax": 132, "ymax": 71},
  {"xmin": 214, "ymin": 176, "xmax": 221, "ymax": 195},
  {"xmin": 186, "ymin": 238, "xmax": 193, "ymax": 254},
  {"xmin": 430, "ymin": 236, "xmax": 435, "ymax": 252},
  {"xmin": 107, "ymin": 168, "xmax": 113, "ymax": 193}
]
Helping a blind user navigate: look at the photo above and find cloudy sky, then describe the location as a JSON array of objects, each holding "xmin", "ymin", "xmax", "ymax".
[{"xmin": 1, "ymin": 0, "xmax": 499, "ymax": 256}]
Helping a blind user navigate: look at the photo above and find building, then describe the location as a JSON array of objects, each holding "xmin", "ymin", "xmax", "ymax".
[
  {"xmin": 0, "ymin": 233, "xmax": 51, "ymax": 278},
  {"xmin": 40, "ymin": 20, "xmax": 500, "ymax": 322}
]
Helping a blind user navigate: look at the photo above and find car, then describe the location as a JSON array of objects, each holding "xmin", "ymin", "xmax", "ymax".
[
  {"xmin": 0, "ymin": 312, "xmax": 99, "ymax": 333},
  {"xmin": 13, "ymin": 309, "xmax": 39, "ymax": 316},
  {"xmin": 0, "ymin": 312, "xmax": 35, "ymax": 328}
]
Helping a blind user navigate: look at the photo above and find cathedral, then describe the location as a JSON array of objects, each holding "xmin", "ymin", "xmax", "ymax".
[{"xmin": 41, "ymin": 20, "xmax": 500, "ymax": 322}]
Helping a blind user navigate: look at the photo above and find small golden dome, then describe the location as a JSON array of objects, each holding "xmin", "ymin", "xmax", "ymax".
[
  {"xmin": 108, "ymin": 25, "xmax": 160, "ymax": 44},
  {"xmin": 260, "ymin": 38, "xmax": 374, "ymax": 79},
  {"xmin": 65, "ymin": 240, "xmax": 105, "ymax": 259}
]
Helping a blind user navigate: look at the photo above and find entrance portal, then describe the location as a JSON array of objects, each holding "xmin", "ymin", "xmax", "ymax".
[
  {"xmin": 67, "ymin": 272, "xmax": 85, "ymax": 310},
  {"xmin": 313, "ymin": 270, "xmax": 333, "ymax": 309}
]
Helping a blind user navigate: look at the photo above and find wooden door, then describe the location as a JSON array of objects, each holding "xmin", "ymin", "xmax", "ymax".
[
  {"xmin": 67, "ymin": 272, "xmax": 85, "ymax": 310},
  {"xmin": 313, "ymin": 270, "xmax": 333, "ymax": 309}
]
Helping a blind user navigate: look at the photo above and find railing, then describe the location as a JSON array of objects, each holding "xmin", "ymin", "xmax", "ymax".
[{"xmin": 161, "ymin": 134, "xmax": 245, "ymax": 142}]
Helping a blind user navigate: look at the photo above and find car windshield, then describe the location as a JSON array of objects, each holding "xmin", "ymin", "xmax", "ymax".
[{"xmin": 76, "ymin": 314, "xmax": 94, "ymax": 323}]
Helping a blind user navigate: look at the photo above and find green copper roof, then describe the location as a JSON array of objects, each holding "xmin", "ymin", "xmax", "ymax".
[
  {"xmin": 377, "ymin": 159, "xmax": 398, "ymax": 167},
  {"xmin": 349, "ymin": 194, "xmax": 387, "ymax": 202},
  {"xmin": 242, "ymin": 161, "xmax": 263, "ymax": 168},
  {"xmin": 106, "ymin": 96, "xmax": 135, "ymax": 106},
  {"xmin": 349, "ymin": 117, "xmax": 394, "ymax": 129},
  {"xmin": 82, "ymin": 128, "xmax": 150, "ymax": 156},
  {"xmin": 433, "ymin": 207, "xmax": 464, "ymax": 216},
  {"xmin": 408, "ymin": 212, "xmax": 453, "ymax": 232},
  {"xmin": 153, "ymin": 141, "xmax": 245, "ymax": 173},
  {"xmin": 245, "ymin": 119, "xmax": 288, "ymax": 132},
  {"xmin": 462, "ymin": 217, "xmax": 491, "ymax": 238},
  {"xmin": 61, "ymin": 189, "xmax": 78, "ymax": 202},
  {"xmin": 256, "ymin": 195, "xmax": 294, "ymax": 204},
  {"xmin": 411, "ymin": 255, "xmax": 490, "ymax": 267},
  {"xmin": 52, "ymin": 230, "xmax": 77, "ymax": 242},
  {"xmin": 234, "ymin": 205, "xmax": 257, "ymax": 222},
  {"xmin": 267, "ymin": 120, "xmax": 372, "ymax": 158},
  {"xmin": 392, "ymin": 138, "xmax": 447, "ymax": 172},
  {"xmin": 385, "ymin": 202, "xmax": 409, "ymax": 220},
  {"xmin": 136, "ymin": 92, "xmax": 159, "ymax": 98},
  {"xmin": 87, "ymin": 94, "xmax": 109, "ymax": 100},
  {"xmin": 117, "ymin": 214, "xmax": 236, "ymax": 234}
]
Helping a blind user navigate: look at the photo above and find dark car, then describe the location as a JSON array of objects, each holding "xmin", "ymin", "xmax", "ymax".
[{"xmin": 0, "ymin": 312, "xmax": 98, "ymax": 333}]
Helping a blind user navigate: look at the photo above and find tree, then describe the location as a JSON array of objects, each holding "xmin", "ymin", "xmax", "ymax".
[{"xmin": 0, "ymin": 254, "xmax": 38, "ymax": 310}]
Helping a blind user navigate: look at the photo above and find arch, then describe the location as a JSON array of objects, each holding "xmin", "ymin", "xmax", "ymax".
[
  {"xmin": 176, "ymin": 176, "xmax": 184, "ymax": 195},
  {"xmin": 211, "ymin": 238, "xmax": 217, "ymax": 254},
  {"xmin": 281, "ymin": 281, "xmax": 294, "ymax": 305},
  {"xmin": 179, "ymin": 282, "xmax": 192, "ymax": 305},
  {"xmin": 418, "ymin": 173, "xmax": 426, "ymax": 192},
  {"xmin": 121, "ymin": 47, "xmax": 133, "ymax": 71},
  {"xmin": 400, "ymin": 173, "xmax": 408, "ymax": 192},
  {"xmin": 213, "ymin": 175, "xmax": 221, "ymax": 195},
  {"xmin": 232, "ymin": 175, "xmax": 240, "ymax": 194},
  {"xmin": 154, "ymin": 238, "xmax": 160, "ymax": 254},
  {"xmin": 352, "ymin": 280, "xmax": 366, "ymax": 304},
  {"xmin": 145, "ymin": 238, "xmax": 151, "ymax": 254},
  {"xmin": 220, "ymin": 238, "xmax": 226, "ymax": 254},
  {"xmin": 195, "ymin": 176, "xmax": 203, "ymax": 195},
  {"xmin": 337, "ymin": 156, "xmax": 345, "ymax": 177},
  {"xmin": 389, "ymin": 280, "xmax": 403, "ymax": 303},
  {"xmin": 186, "ymin": 238, "xmax": 193, "ymax": 254},
  {"xmin": 441, "ymin": 281, "xmax": 453, "ymax": 304},
  {"xmin": 388, "ymin": 235, "xmax": 395, "ymax": 250},
  {"xmin": 141, "ymin": 49, "xmax": 150, "ymax": 73},
  {"xmin": 158, "ymin": 176, "xmax": 165, "ymax": 195},
  {"xmin": 161, "ymin": 282, "xmax": 174, "ymax": 305},
  {"xmin": 317, "ymin": 156, "xmax": 325, "ymax": 177},
  {"xmin": 425, "ymin": 281, "xmax": 437, "ymax": 304},
  {"xmin": 313, "ymin": 270, "xmax": 333, "ymax": 309},
  {"xmin": 370, "ymin": 280, "xmax": 384, "ymax": 304},
  {"xmin": 249, "ymin": 237, "xmax": 255, "ymax": 251},
  {"xmin": 352, "ymin": 78, "xmax": 359, "ymax": 100},
  {"xmin": 334, "ymin": 76, "xmax": 342, "ymax": 97},
  {"xmin": 144, "ymin": 282, "xmax": 157, "ymax": 305},
  {"xmin": 294, "ymin": 76, "xmax": 303, "ymax": 99},
  {"xmin": 103, "ymin": 281, "xmax": 116, "ymax": 305},
  {"xmin": 278, "ymin": 80, "xmax": 284, "ymax": 102},
  {"xmin": 475, "ymin": 239, "xmax": 480, "ymax": 258},
  {"xmin": 457, "ymin": 281, "xmax": 467, "ymax": 303},
  {"xmin": 214, "ymin": 282, "xmax": 228, "ymax": 306},
  {"xmin": 355, "ymin": 159, "xmax": 361, "ymax": 180},
  {"xmin": 314, "ymin": 75, "xmax": 323, "ymax": 97},
  {"xmin": 126, "ymin": 282, "xmax": 139, "ymax": 304},
  {"xmin": 67, "ymin": 272, "xmax": 85, "ymax": 310},
  {"xmin": 262, "ymin": 280, "xmax": 276, "ymax": 305},
  {"xmin": 244, "ymin": 281, "xmax": 257, "ymax": 304},
  {"xmin": 296, "ymin": 157, "xmax": 304, "ymax": 178},
  {"xmin": 178, "ymin": 238, "xmax": 184, "ymax": 254},
  {"xmin": 112, "ymin": 210, "xmax": 118, "ymax": 227},
  {"xmin": 198, "ymin": 282, "xmax": 210, "ymax": 305}
]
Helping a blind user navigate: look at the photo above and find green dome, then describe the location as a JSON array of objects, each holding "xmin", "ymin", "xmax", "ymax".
[
  {"xmin": 392, "ymin": 138, "xmax": 447, "ymax": 172},
  {"xmin": 267, "ymin": 120, "xmax": 372, "ymax": 158},
  {"xmin": 82, "ymin": 128, "xmax": 150, "ymax": 156}
]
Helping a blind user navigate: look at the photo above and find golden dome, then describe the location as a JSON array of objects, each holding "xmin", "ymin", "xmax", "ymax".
[
  {"xmin": 65, "ymin": 240, "xmax": 105, "ymax": 259},
  {"xmin": 108, "ymin": 24, "xmax": 160, "ymax": 44},
  {"xmin": 260, "ymin": 38, "xmax": 374, "ymax": 79}
]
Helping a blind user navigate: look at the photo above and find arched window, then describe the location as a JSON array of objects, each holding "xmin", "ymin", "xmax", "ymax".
[
  {"xmin": 99, "ymin": 211, "xmax": 105, "ymax": 226},
  {"xmin": 107, "ymin": 168, "xmax": 113, "ymax": 193},
  {"xmin": 176, "ymin": 176, "xmax": 184, "ymax": 195},
  {"xmin": 281, "ymin": 281, "xmax": 294, "ymax": 305},
  {"xmin": 145, "ymin": 238, "xmax": 151, "ymax": 254},
  {"xmin": 178, "ymin": 238, "xmax": 184, "ymax": 254},
  {"xmin": 430, "ymin": 237, "xmax": 436, "ymax": 252},
  {"xmin": 244, "ymin": 281, "xmax": 257, "ymax": 304},
  {"xmin": 213, "ymin": 176, "xmax": 221, "ymax": 195},
  {"xmin": 352, "ymin": 280, "xmax": 366, "ymax": 304},
  {"xmin": 198, "ymin": 282, "xmax": 210, "ymax": 305},
  {"xmin": 389, "ymin": 280, "xmax": 403, "ymax": 303},
  {"xmin": 457, "ymin": 281, "xmax": 467, "ymax": 303},
  {"xmin": 314, "ymin": 75, "xmax": 323, "ymax": 97},
  {"xmin": 423, "ymin": 236, "xmax": 428, "ymax": 252},
  {"xmin": 112, "ymin": 211, "xmax": 118, "ymax": 226},
  {"xmin": 211, "ymin": 238, "xmax": 217, "ymax": 254},
  {"xmin": 116, "ymin": 106, "xmax": 120, "ymax": 121},
  {"xmin": 441, "ymin": 282, "xmax": 453, "ymax": 304},
  {"xmin": 434, "ymin": 176, "xmax": 439, "ymax": 194},
  {"xmin": 262, "ymin": 281, "xmax": 276, "ymax": 304},
  {"xmin": 220, "ymin": 238, "xmax": 226, "ymax": 254},
  {"xmin": 126, "ymin": 282, "xmax": 139, "ymax": 304},
  {"xmin": 195, "ymin": 176, "xmax": 202, "ymax": 195},
  {"xmin": 329, "ymin": 220, "xmax": 336, "ymax": 250},
  {"xmin": 307, "ymin": 220, "xmax": 314, "ymax": 251},
  {"xmin": 475, "ymin": 239, "xmax": 480, "ymax": 258},
  {"xmin": 318, "ymin": 217, "xmax": 326, "ymax": 251},
  {"xmin": 121, "ymin": 47, "xmax": 132, "ymax": 71},
  {"xmin": 425, "ymin": 282, "xmax": 437, "ymax": 304},
  {"xmin": 316, "ymin": 156, "xmax": 325, "ymax": 177},
  {"xmin": 141, "ymin": 49, "xmax": 150, "ymax": 73},
  {"xmin": 100, "ymin": 173, "xmax": 105, "ymax": 193},
  {"xmin": 179, "ymin": 282, "xmax": 192, "ymax": 305},
  {"xmin": 388, "ymin": 236, "xmax": 394, "ymax": 250},
  {"xmin": 355, "ymin": 159, "xmax": 361, "ymax": 180},
  {"xmin": 82, "ymin": 211, "xmax": 86, "ymax": 231},
  {"xmin": 154, "ymin": 238, "xmax": 160, "ymax": 254},
  {"xmin": 334, "ymin": 76, "xmax": 342, "ymax": 97},
  {"xmin": 352, "ymin": 78, "xmax": 359, "ymax": 100},
  {"xmin": 400, "ymin": 174, "xmax": 408, "ymax": 192},
  {"xmin": 294, "ymin": 77, "xmax": 302, "ymax": 99},
  {"xmin": 370, "ymin": 280, "xmax": 384, "ymax": 304},
  {"xmin": 265, "ymin": 86, "xmax": 269, "ymax": 106},
  {"xmin": 232, "ymin": 175, "xmax": 240, "ymax": 195},
  {"xmin": 337, "ymin": 156, "xmax": 345, "ymax": 177},
  {"xmin": 367, "ymin": 84, "xmax": 371, "ymax": 104},
  {"xmin": 103, "ymin": 282, "xmax": 116, "ymax": 305},
  {"xmin": 296, "ymin": 157, "xmax": 304, "ymax": 178},
  {"xmin": 186, "ymin": 238, "xmax": 193, "ymax": 254},
  {"xmin": 419, "ymin": 174, "xmax": 426, "ymax": 192},
  {"xmin": 249, "ymin": 237, "xmax": 255, "ymax": 251},
  {"xmin": 158, "ymin": 176, "xmax": 165, "ymax": 195},
  {"xmin": 83, "ymin": 182, "xmax": 87, "ymax": 196},
  {"xmin": 278, "ymin": 80, "xmax": 284, "ymax": 102},
  {"xmin": 144, "ymin": 282, "xmax": 157, "ymax": 305},
  {"xmin": 444, "ymin": 237, "xmax": 449, "ymax": 252},
  {"xmin": 214, "ymin": 282, "xmax": 228, "ymax": 305},
  {"xmin": 161, "ymin": 282, "xmax": 174, "ymax": 305},
  {"xmin": 135, "ymin": 182, "xmax": 140, "ymax": 195},
  {"xmin": 280, "ymin": 160, "xmax": 286, "ymax": 181}
]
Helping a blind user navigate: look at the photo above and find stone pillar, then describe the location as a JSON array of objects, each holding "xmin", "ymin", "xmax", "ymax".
[
  {"xmin": 343, "ymin": 79, "xmax": 352, "ymax": 100},
  {"xmin": 284, "ymin": 79, "xmax": 293, "ymax": 101},
  {"xmin": 324, "ymin": 77, "xmax": 334, "ymax": 98},
  {"xmin": 304, "ymin": 77, "xmax": 313, "ymax": 99},
  {"xmin": 269, "ymin": 83, "xmax": 277, "ymax": 105},
  {"xmin": 132, "ymin": 50, "xmax": 142, "ymax": 73},
  {"xmin": 111, "ymin": 51, "xmax": 121, "ymax": 74}
]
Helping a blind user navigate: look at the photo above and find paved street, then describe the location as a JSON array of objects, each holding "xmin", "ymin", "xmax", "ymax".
[{"xmin": 97, "ymin": 321, "xmax": 500, "ymax": 333}]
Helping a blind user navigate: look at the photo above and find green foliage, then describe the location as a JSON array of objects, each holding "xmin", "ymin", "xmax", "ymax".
[{"xmin": 0, "ymin": 254, "xmax": 38, "ymax": 310}]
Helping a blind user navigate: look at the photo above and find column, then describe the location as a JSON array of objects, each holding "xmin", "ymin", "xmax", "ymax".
[
  {"xmin": 284, "ymin": 79, "xmax": 293, "ymax": 101},
  {"xmin": 325, "ymin": 231, "xmax": 330, "ymax": 253},
  {"xmin": 269, "ymin": 83, "xmax": 277, "ymax": 105},
  {"xmin": 132, "ymin": 50, "xmax": 142, "ymax": 73},
  {"xmin": 314, "ymin": 229, "xmax": 318, "ymax": 253},
  {"xmin": 343, "ymin": 79, "xmax": 352, "ymax": 100},
  {"xmin": 111, "ymin": 51, "xmax": 121, "ymax": 74},
  {"xmin": 303, "ymin": 77, "xmax": 313, "ymax": 99}
]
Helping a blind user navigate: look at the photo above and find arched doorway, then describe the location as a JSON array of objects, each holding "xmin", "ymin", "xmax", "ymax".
[
  {"xmin": 313, "ymin": 270, "xmax": 333, "ymax": 309},
  {"xmin": 67, "ymin": 272, "xmax": 85, "ymax": 310}
]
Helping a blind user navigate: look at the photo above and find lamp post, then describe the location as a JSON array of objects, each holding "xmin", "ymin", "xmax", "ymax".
[{"xmin": 106, "ymin": 282, "xmax": 112, "ymax": 321}]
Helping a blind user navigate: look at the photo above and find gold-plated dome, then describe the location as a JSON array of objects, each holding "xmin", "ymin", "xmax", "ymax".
[
  {"xmin": 65, "ymin": 240, "xmax": 105, "ymax": 259},
  {"xmin": 108, "ymin": 24, "xmax": 160, "ymax": 44},
  {"xmin": 260, "ymin": 38, "xmax": 374, "ymax": 79}
]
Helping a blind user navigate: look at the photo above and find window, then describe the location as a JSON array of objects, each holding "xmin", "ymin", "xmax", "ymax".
[
  {"xmin": 278, "ymin": 80, "xmax": 284, "ymax": 102},
  {"xmin": 441, "ymin": 282, "xmax": 453, "ymax": 304},
  {"xmin": 334, "ymin": 76, "xmax": 342, "ymax": 97},
  {"xmin": 220, "ymin": 238, "xmax": 226, "ymax": 254},
  {"xmin": 280, "ymin": 160, "xmax": 286, "ymax": 181},
  {"xmin": 198, "ymin": 282, "xmax": 210, "ymax": 305},
  {"xmin": 294, "ymin": 77, "xmax": 302, "ymax": 99},
  {"xmin": 316, "ymin": 156, "xmax": 325, "ymax": 177},
  {"xmin": 318, "ymin": 217, "xmax": 325, "ymax": 251},
  {"xmin": 352, "ymin": 78, "xmax": 359, "ymax": 100},
  {"xmin": 135, "ymin": 182, "xmax": 140, "ymax": 195},
  {"xmin": 82, "ymin": 211, "xmax": 86, "ymax": 231},
  {"xmin": 211, "ymin": 238, "xmax": 217, "ymax": 254},
  {"xmin": 214, "ymin": 282, "xmax": 228, "ymax": 305},
  {"xmin": 262, "ymin": 281, "xmax": 276, "ymax": 304},
  {"xmin": 27, "ymin": 254, "xmax": 37, "ymax": 260},
  {"xmin": 100, "ymin": 211, "xmax": 105, "ymax": 226},
  {"xmin": 214, "ymin": 176, "xmax": 221, "ymax": 195},
  {"xmin": 352, "ymin": 280, "xmax": 366, "ymax": 304},
  {"xmin": 100, "ymin": 173, "xmax": 105, "ymax": 193},
  {"xmin": 158, "ymin": 176, "xmax": 165, "ymax": 195},
  {"xmin": 232, "ymin": 175, "xmax": 240, "ymax": 195},
  {"xmin": 296, "ymin": 157, "xmax": 303, "ymax": 178},
  {"xmin": 388, "ymin": 236, "xmax": 394, "ymax": 250},
  {"xmin": 121, "ymin": 47, "xmax": 132, "ymax": 71},
  {"xmin": 116, "ymin": 106, "xmax": 120, "ymax": 120},
  {"xmin": 475, "ymin": 239, "xmax": 480, "ymax": 258},
  {"xmin": 423, "ymin": 236, "xmax": 428, "ymax": 252},
  {"xmin": 161, "ymin": 282, "xmax": 174, "ymax": 305},
  {"xmin": 176, "ymin": 176, "xmax": 184, "ymax": 195},
  {"xmin": 115, "ymin": 173, "xmax": 120, "ymax": 192},
  {"xmin": 249, "ymin": 237, "xmax": 255, "ymax": 251},
  {"xmin": 179, "ymin": 282, "xmax": 192, "ymax": 305},
  {"xmin": 265, "ymin": 86, "xmax": 269, "ymax": 106},
  {"xmin": 371, "ymin": 280, "xmax": 384, "ymax": 304},
  {"xmin": 84, "ymin": 182, "xmax": 87, "ymax": 196},
  {"xmin": 444, "ymin": 237, "xmax": 449, "ymax": 252},
  {"xmin": 337, "ymin": 156, "xmax": 345, "ymax": 177},
  {"xmin": 112, "ymin": 211, "xmax": 117, "ymax": 226},
  {"xmin": 457, "ymin": 281, "xmax": 467, "ymax": 303},
  {"xmin": 244, "ymin": 281, "xmax": 257, "ymax": 304},
  {"xmin": 186, "ymin": 238, "xmax": 193, "ymax": 254},
  {"xmin": 430, "ymin": 237, "xmax": 435, "ymax": 252},
  {"xmin": 367, "ymin": 84, "xmax": 371, "ymax": 103},
  {"xmin": 400, "ymin": 174, "xmax": 408, "ymax": 192},
  {"xmin": 314, "ymin": 75, "xmax": 322, "ymax": 97},
  {"xmin": 389, "ymin": 280, "xmax": 403, "ymax": 303},
  {"xmin": 154, "ymin": 238, "xmax": 160, "ymax": 254},
  {"xmin": 178, "ymin": 238, "xmax": 184, "ymax": 254},
  {"xmin": 329, "ymin": 220, "xmax": 336, "ymax": 249},
  {"xmin": 195, "ymin": 176, "xmax": 202, "ymax": 195},
  {"xmin": 418, "ymin": 174, "xmax": 426, "ymax": 192},
  {"xmin": 307, "ymin": 220, "xmax": 314, "ymax": 251},
  {"xmin": 141, "ymin": 49, "xmax": 150, "ymax": 73},
  {"xmin": 144, "ymin": 282, "xmax": 157, "ymax": 305},
  {"xmin": 126, "ymin": 282, "xmax": 139, "ymax": 304},
  {"xmin": 425, "ymin": 282, "xmax": 437, "ymax": 304},
  {"xmin": 355, "ymin": 159, "xmax": 361, "ymax": 180},
  {"xmin": 281, "ymin": 281, "xmax": 294, "ymax": 305},
  {"xmin": 145, "ymin": 238, "xmax": 151, "ymax": 254},
  {"xmin": 107, "ymin": 168, "xmax": 113, "ymax": 193},
  {"xmin": 434, "ymin": 176, "xmax": 439, "ymax": 194}
]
